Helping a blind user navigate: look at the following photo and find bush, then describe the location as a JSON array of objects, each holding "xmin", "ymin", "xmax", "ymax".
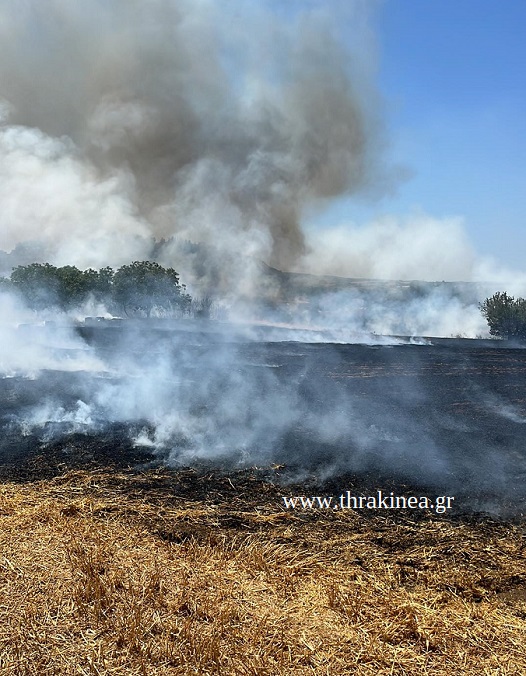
[{"xmin": 480, "ymin": 292, "xmax": 526, "ymax": 339}]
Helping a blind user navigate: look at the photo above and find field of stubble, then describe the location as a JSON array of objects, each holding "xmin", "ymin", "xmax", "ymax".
[{"xmin": 1, "ymin": 339, "xmax": 525, "ymax": 675}]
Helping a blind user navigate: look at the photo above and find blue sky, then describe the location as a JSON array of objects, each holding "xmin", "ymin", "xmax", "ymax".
[{"xmin": 309, "ymin": 0, "xmax": 526, "ymax": 269}]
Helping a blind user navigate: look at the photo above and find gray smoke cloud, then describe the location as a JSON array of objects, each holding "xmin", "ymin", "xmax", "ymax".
[{"xmin": 0, "ymin": 0, "xmax": 392, "ymax": 273}]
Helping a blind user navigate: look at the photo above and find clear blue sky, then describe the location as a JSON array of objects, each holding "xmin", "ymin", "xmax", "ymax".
[{"xmin": 309, "ymin": 0, "xmax": 526, "ymax": 269}]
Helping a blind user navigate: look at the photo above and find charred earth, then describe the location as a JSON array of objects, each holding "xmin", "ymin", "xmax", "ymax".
[{"xmin": 1, "ymin": 324, "xmax": 526, "ymax": 517}]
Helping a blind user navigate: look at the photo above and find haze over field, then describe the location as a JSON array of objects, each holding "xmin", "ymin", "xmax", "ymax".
[{"xmin": 1, "ymin": 10, "xmax": 525, "ymax": 670}]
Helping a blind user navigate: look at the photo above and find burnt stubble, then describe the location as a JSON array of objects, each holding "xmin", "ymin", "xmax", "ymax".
[{"xmin": 1, "ymin": 330, "xmax": 525, "ymax": 516}]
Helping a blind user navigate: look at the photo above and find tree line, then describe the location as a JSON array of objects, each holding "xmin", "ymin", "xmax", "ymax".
[
  {"xmin": 2, "ymin": 260, "xmax": 524, "ymax": 335},
  {"xmin": 0, "ymin": 261, "xmax": 203, "ymax": 317}
]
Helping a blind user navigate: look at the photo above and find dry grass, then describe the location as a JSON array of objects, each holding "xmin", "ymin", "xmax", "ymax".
[{"xmin": 0, "ymin": 467, "xmax": 525, "ymax": 675}]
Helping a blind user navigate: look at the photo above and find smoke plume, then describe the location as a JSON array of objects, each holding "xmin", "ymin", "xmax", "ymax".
[{"xmin": 0, "ymin": 0, "xmax": 392, "ymax": 273}]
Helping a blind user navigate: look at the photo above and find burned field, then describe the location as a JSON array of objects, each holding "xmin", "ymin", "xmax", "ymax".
[
  {"xmin": 1, "ymin": 330, "xmax": 526, "ymax": 514},
  {"xmin": 1, "ymin": 333, "xmax": 526, "ymax": 674}
]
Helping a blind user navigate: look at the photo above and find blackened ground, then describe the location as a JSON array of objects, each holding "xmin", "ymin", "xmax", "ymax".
[{"xmin": 1, "ymin": 338, "xmax": 525, "ymax": 515}]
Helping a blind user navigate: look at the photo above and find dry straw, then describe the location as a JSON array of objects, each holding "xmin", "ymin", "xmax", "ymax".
[{"xmin": 0, "ymin": 467, "xmax": 525, "ymax": 675}]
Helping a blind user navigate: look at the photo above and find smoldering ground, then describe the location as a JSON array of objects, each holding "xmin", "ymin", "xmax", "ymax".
[{"xmin": 1, "ymin": 307, "xmax": 526, "ymax": 516}]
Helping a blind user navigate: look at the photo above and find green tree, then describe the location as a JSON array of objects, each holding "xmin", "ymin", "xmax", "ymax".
[
  {"xmin": 55, "ymin": 265, "xmax": 92, "ymax": 308},
  {"xmin": 10, "ymin": 263, "xmax": 61, "ymax": 310},
  {"xmin": 480, "ymin": 292, "xmax": 526, "ymax": 339},
  {"xmin": 10, "ymin": 263, "xmax": 101, "ymax": 310},
  {"xmin": 83, "ymin": 266, "xmax": 114, "ymax": 304},
  {"xmin": 8, "ymin": 261, "xmax": 192, "ymax": 316},
  {"xmin": 112, "ymin": 261, "xmax": 191, "ymax": 317}
]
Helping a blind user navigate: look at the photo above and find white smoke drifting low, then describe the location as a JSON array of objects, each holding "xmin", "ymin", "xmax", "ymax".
[
  {"xmin": 3, "ymin": 318, "xmax": 523, "ymax": 513},
  {"xmin": 289, "ymin": 213, "xmax": 526, "ymax": 339},
  {"xmin": 301, "ymin": 215, "xmax": 478, "ymax": 281},
  {"xmin": 302, "ymin": 286, "xmax": 490, "ymax": 339},
  {"xmin": 0, "ymin": 292, "xmax": 103, "ymax": 375},
  {"xmin": 1, "ymin": 285, "xmax": 525, "ymax": 514}
]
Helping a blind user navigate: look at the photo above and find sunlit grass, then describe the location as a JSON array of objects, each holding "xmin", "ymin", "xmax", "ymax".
[{"xmin": 0, "ymin": 468, "xmax": 524, "ymax": 675}]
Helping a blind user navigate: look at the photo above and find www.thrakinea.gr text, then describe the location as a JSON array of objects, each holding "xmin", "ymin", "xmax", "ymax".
[{"xmin": 282, "ymin": 491, "xmax": 455, "ymax": 514}]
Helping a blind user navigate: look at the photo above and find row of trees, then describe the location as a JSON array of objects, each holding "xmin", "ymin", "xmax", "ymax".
[
  {"xmin": 0, "ymin": 261, "xmax": 196, "ymax": 317},
  {"xmin": 480, "ymin": 292, "xmax": 526, "ymax": 339},
  {"xmin": 2, "ymin": 261, "xmax": 523, "ymax": 334}
]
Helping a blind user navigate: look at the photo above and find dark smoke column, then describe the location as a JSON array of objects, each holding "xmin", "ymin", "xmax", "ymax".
[{"xmin": 0, "ymin": 0, "xmax": 394, "ymax": 277}]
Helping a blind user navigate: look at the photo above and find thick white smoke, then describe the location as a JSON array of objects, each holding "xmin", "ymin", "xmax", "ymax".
[
  {"xmin": 0, "ymin": 126, "xmax": 150, "ymax": 267},
  {"xmin": 295, "ymin": 214, "xmax": 526, "ymax": 339},
  {"xmin": 0, "ymin": 292, "xmax": 103, "ymax": 375},
  {"xmin": 0, "ymin": 0, "xmax": 394, "ymax": 275},
  {"xmin": 1, "ymin": 0, "xmax": 521, "ymax": 329},
  {"xmin": 301, "ymin": 214, "xmax": 477, "ymax": 281}
]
